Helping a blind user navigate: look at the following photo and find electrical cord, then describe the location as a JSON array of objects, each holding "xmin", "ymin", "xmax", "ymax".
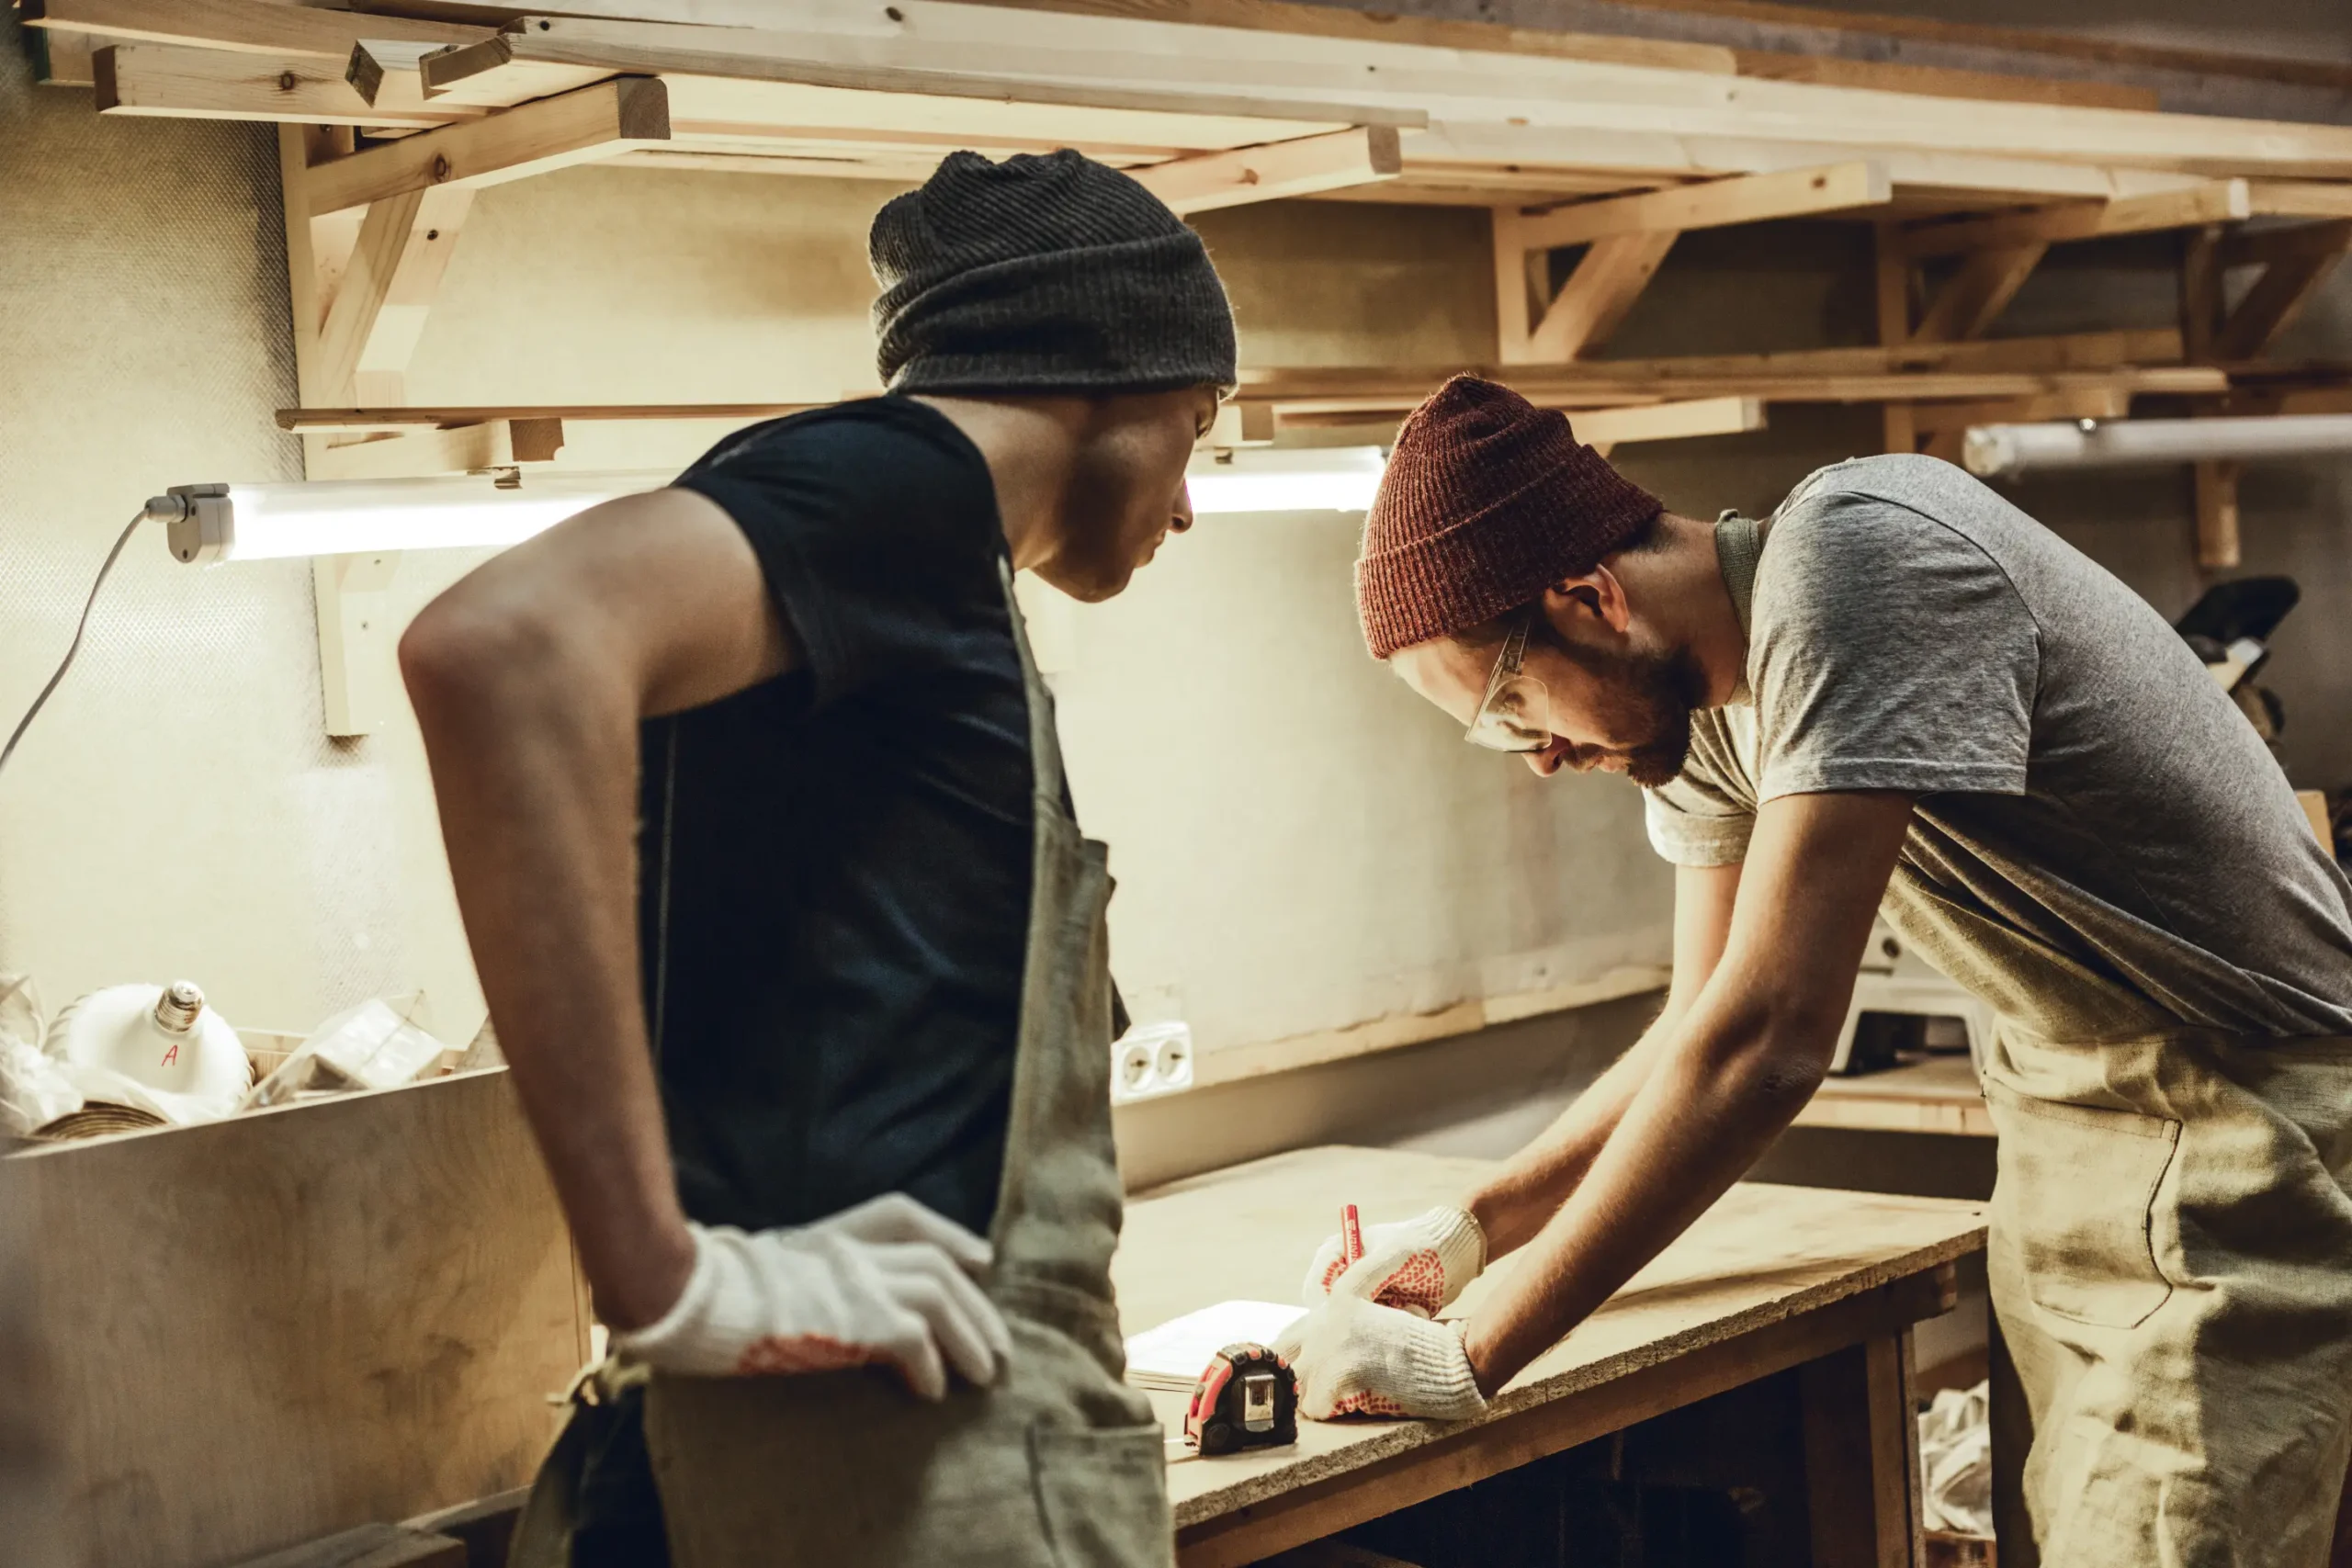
[{"xmin": 0, "ymin": 510, "xmax": 148, "ymax": 780}]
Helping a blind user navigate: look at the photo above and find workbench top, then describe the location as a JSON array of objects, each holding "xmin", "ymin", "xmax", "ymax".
[{"xmin": 1114, "ymin": 1145, "xmax": 1985, "ymax": 1530}]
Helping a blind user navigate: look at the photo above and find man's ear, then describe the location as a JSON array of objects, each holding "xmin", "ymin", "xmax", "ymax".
[{"xmin": 1541, "ymin": 566, "xmax": 1632, "ymax": 636}]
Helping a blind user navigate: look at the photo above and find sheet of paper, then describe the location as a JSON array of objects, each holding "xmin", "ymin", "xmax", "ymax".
[{"xmin": 1124, "ymin": 1299, "xmax": 1308, "ymax": 1390}]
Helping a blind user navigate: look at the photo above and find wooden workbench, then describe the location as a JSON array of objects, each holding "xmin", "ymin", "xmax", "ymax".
[{"xmin": 1116, "ymin": 1146, "xmax": 1985, "ymax": 1567}]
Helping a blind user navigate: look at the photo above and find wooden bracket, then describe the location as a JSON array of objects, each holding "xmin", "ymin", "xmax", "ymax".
[
  {"xmin": 1496, "ymin": 163, "xmax": 1890, "ymax": 366},
  {"xmin": 1912, "ymin": 243, "xmax": 2048, "ymax": 344},
  {"xmin": 313, "ymin": 551, "xmax": 403, "ymax": 739}
]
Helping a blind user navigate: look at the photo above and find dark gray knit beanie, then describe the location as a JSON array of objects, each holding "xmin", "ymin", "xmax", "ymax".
[{"xmin": 870, "ymin": 149, "xmax": 1237, "ymax": 397}]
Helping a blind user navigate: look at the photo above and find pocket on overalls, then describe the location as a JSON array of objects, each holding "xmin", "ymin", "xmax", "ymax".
[
  {"xmin": 1986, "ymin": 1081, "xmax": 2180, "ymax": 1329},
  {"xmin": 1029, "ymin": 1419, "xmax": 1173, "ymax": 1568}
]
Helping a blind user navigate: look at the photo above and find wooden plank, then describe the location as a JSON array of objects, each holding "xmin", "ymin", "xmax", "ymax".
[
  {"xmin": 1575, "ymin": 395, "xmax": 1767, "ymax": 446},
  {"xmin": 233, "ymin": 1523, "xmax": 466, "ymax": 1568},
  {"xmin": 1131, "ymin": 126, "xmax": 1401, "ymax": 214},
  {"xmin": 1899, "ymin": 179, "xmax": 2252, "ymax": 259},
  {"xmin": 1728, "ymin": 51, "xmax": 2157, "ymax": 112},
  {"xmin": 21, "ymin": 0, "xmax": 486, "ymax": 60},
  {"xmin": 1490, "ymin": 206, "xmax": 1538, "ymax": 362},
  {"xmin": 941, "ymin": 0, "xmax": 1742, "ymax": 76},
  {"xmin": 2195, "ymin": 460, "xmax": 2244, "ymax": 570},
  {"xmin": 311, "ymin": 419, "xmax": 567, "ymax": 481},
  {"xmin": 1243, "ymin": 328, "xmax": 2188, "ymax": 392},
  {"xmin": 305, "ymin": 77, "xmax": 673, "ymax": 216},
  {"xmin": 15, "ymin": 1071, "xmax": 582, "ymax": 1568},
  {"xmin": 93, "ymin": 42, "xmax": 482, "ymax": 128},
  {"xmin": 1909, "ymin": 388, "xmax": 2132, "ymax": 433},
  {"xmin": 1912, "ymin": 243, "xmax": 2047, "ymax": 342},
  {"xmin": 423, "ymin": 16, "xmax": 1423, "ymax": 131},
  {"xmin": 1123, "ymin": 1148, "xmax": 1978, "ymax": 1545},
  {"xmin": 2247, "ymin": 181, "xmax": 2352, "ymax": 220},
  {"xmin": 1194, "ymin": 966, "xmax": 1669, "ymax": 1089},
  {"xmin": 1250, "ymin": 368, "xmax": 2222, "ymax": 420},
  {"xmin": 279, "ymin": 402, "xmax": 827, "ymax": 432},
  {"xmin": 1527, "ymin": 230, "xmax": 1679, "ymax": 361},
  {"xmin": 1517, "ymin": 160, "xmax": 1890, "ymax": 251}
]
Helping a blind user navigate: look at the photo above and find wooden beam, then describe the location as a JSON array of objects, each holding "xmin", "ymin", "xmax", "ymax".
[
  {"xmin": 309, "ymin": 420, "xmax": 567, "ymax": 481},
  {"xmin": 304, "ymin": 78, "xmax": 673, "ymax": 217},
  {"xmin": 1131, "ymin": 126, "xmax": 1402, "ymax": 215},
  {"xmin": 1526, "ymin": 231, "xmax": 1679, "ymax": 362},
  {"xmin": 1874, "ymin": 220, "xmax": 1917, "ymax": 454},
  {"xmin": 311, "ymin": 186, "xmax": 477, "ymax": 407},
  {"xmin": 93, "ymin": 43, "xmax": 481, "ymax": 128},
  {"xmin": 1912, "ymin": 243, "xmax": 2049, "ymax": 342},
  {"xmin": 2247, "ymin": 181, "xmax": 2352, "ymax": 220},
  {"xmin": 21, "ymin": 0, "xmax": 484, "ymax": 60},
  {"xmin": 2218, "ymin": 218, "xmax": 2352, "ymax": 271},
  {"xmin": 1900, "ymin": 179, "xmax": 2251, "ymax": 259},
  {"xmin": 2181, "ymin": 224, "xmax": 2226, "ymax": 363},
  {"xmin": 2195, "ymin": 460, "xmax": 2243, "ymax": 570},
  {"xmin": 2214, "ymin": 231, "xmax": 2352, "ymax": 359},
  {"xmin": 1240, "ymin": 331, "xmax": 2193, "ymax": 394},
  {"xmin": 1572, "ymin": 396, "xmax": 1767, "ymax": 446},
  {"xmin": 1490, "ymin": 207, "xmax": 1539, "ymax": 363},
  {"xmin": 423, "ymin": 15, "xmax": 1424, "ymax": 132},
  {"xmin": 28, "ymin": 26, "xmax": 96, "ymax": 87},
  {"xmin": 279, "ymin": 402, "xmax": 829, "ymax": 432},
  {"xmin": 1516, "ymin": 160, "xmax": 1890, "ymax": 251},
  {"xmin": 1910, "ymin": 389, "xmax": 2132, "ymax": 433}
]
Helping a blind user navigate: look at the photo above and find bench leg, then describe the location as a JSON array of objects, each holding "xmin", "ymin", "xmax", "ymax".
[{"xmin": 1801, "ymin": 1330, "xmax": 1922, "ymax": 1568}]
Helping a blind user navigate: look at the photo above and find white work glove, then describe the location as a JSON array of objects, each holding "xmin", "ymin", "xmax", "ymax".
[
  {"xmin": 615, "ymin": 1192, "xmax": 1012, "ymax": 1400},
  {"xmin": 1301, "ymin": 1205, "xmax": 1486, "ymax": 1318},
  {"xmin": 1273, "ymin": 1266, "xmax": 1488, "ymax": 1422}
]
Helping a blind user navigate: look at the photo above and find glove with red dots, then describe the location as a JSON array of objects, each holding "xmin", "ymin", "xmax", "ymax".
[
  {"xmin": 1272, "ymin": 1263, "xmax": 1487, "ymax": 1422},
  {"xmin": 1299, "ymin": 1205, "xmax": 1486, "ymax": 1318},
  {"xmin": 614, "ymin": 1192, "xmax": 1012, "ymax": 1400}
]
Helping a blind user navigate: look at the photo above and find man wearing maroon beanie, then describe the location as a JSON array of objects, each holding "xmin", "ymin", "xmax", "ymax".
[{"xmin": 1279, "ymin": 376, "xmax": 2352, "ymax": 1568}]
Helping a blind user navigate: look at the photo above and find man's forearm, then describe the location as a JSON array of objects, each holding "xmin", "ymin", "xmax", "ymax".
[
  {"xmin": 1460, "ymin": 1005, "xmax": 1823, "ymax": 1393},
  {"xmin": 1464, "ymin": 1008, "xmax": 1681, "ymax": 1258},
  {"xmin": 403, "ymin": 615, "xmax": 695, "ymax": 1333}
]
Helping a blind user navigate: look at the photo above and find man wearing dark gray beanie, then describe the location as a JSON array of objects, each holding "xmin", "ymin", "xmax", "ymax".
[{"xmin": 401, "ymin": 148, "xmax": 1234, "ymax": 1568}]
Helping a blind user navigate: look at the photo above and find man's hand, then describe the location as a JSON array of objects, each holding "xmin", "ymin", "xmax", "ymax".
[
  {"xmin": 1300, "ymin": 1206, "xmax": 1485, "ymax": 1317},
  {"xmin": 616, "ymin": 1193, "xmax": 1012, "ymax": 1400},
  {"xmin": 1275, "ymin": 1269, "xmax": 1487, "ymax": 1422}
]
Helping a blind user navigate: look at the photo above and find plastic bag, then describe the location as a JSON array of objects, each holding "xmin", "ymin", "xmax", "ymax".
[
  {"xmin": 1918, "ymin": 1379, "xmax": 1994, "ymax": 1538},
  {"xmin": 0, "ymin": 975, "xmax": 81, "ymax": 1136},
  {"xmin": 243, "ymin": 998, "xmax": 452, "ymax": 1111}
]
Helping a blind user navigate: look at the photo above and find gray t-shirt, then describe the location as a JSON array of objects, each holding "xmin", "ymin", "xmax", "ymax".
[{"xmin": 1646, "ymin": 454, "xmax": 2352, "ymax": 1043}]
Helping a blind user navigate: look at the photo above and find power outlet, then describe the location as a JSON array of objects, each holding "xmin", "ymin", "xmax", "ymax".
[{"xmin": 1109, "ymin": 1021, "xmax": 1194, "ymax": 1105}]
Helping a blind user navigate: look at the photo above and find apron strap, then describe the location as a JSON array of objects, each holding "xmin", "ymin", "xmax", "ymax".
[{"xmin": 996, "ymin": 556, "xmax": 1069, "ymax": 808}]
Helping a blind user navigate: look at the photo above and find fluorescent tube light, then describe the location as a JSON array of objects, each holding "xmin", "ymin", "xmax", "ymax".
[
  {"xmin": 1964, "ymin": 414, "xmax": 2352, "ymax": 479},
  {"xmin": 1185, "ymin": 447, "xmax": 1385, "ymax": 515},
  {"xmin": 149, "ymin": 471, "xmax": 668, "ymax": 565}
]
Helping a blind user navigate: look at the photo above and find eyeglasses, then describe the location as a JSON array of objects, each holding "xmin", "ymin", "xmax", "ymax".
[{"xmin": 1465, "ymin": 610, "xmax": 1555, "ymax": 753}]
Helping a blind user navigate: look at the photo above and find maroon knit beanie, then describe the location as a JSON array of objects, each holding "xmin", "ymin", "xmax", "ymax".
[{"xmin": 1356, "ymin": 376, "xmax": 1664, "ymax": 659}]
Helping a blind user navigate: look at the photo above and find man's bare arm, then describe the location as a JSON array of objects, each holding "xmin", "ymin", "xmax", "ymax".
[
  {"xmin": 1466, "ymin": 860, "xmax": 1740, "ymax": 1258},
  {"xmin": 1461, "ymin": 790, "xmax": 1914, "ymax": 1392},
  {"xmin": 400, "ymin": 489, "xmax": 792, "ymax": 1331}
]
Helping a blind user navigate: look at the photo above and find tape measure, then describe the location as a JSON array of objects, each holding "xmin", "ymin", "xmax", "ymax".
[{"xmin": 1182, "ymin": 1340, "xmax": 1299, "ymax": 1456}]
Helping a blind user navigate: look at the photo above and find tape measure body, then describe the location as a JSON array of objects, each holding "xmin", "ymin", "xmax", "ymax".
[{"xmin": 1182, "ymin": 1340, "xmax": 1299, "ymax": 1456}]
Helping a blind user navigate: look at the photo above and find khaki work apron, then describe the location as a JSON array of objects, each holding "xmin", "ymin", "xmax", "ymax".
[
  {"xmin": 1890, "ymin": 880, "xmax": 2352, "ymax": 1568},
  {"xmin": 1712, "ymin": 505, "xmax": 2352, "ymax": 1565},
  {"xmin": 511, "ymin": 559, "xmax": 1171, "ymax": 1568}
]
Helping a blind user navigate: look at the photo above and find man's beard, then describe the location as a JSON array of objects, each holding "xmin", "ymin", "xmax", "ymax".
[{"xmin": 1555, "ymin": 637, "xmax": 1709, "ymax": 788}]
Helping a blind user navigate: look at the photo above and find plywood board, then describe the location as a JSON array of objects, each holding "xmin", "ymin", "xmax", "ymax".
[
  {"xmin": 15, "ymin": 1070, "xmax": 584, "ymax": 1568},
  {"xmin": 1115, "ymin": 1145, "xmax": 1984, "ymax": 1530}
]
